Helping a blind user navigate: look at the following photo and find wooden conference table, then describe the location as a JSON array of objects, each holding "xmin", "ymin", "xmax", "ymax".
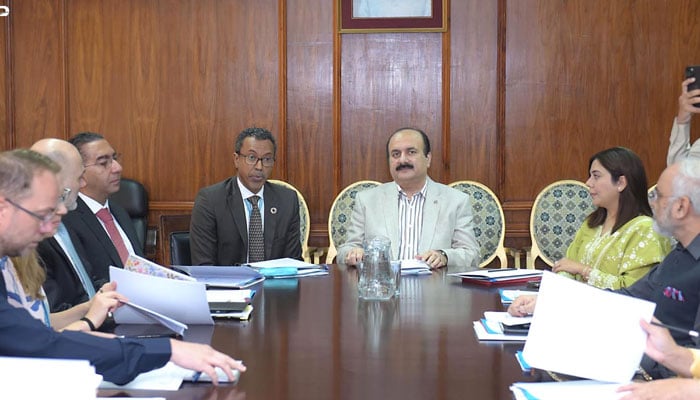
[{"xmin": 99, "ymin": 266, "xmax": 533, "ymax": 399}]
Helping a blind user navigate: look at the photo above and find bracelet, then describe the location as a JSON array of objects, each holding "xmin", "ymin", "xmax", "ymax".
[
  {"xmin": 80, "ymin": 317, "xmax": 96, "ymax": 331},
  {"xmin": 582, "ymin": 267, "xmax": 591, "ymax": 281}
]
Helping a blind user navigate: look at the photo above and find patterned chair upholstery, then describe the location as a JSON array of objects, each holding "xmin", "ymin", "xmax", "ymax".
[
  {"xmin": 449, "ymin": 181, "xmax": 508, "ymax": 268},
  {"xmin": 325, "ymin": 180, "xmax": 382, "ymax": 264},
  {"xmin": 526, "ymin": 180, "xmax": 595, "ymax": 269},
  {"xmin": 268, "ymin": 180, "xmax": 313, "ymax": 262}
]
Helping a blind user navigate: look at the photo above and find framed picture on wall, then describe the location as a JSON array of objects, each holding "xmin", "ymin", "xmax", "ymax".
[{"xmin": 339, "ymin": 0, "xmax": 447, "ymax": 33}]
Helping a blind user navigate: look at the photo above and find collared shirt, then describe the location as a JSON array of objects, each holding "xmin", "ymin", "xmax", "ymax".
[
  {"xmin": 396, "ymin": 182, "xmax": 427, "ymax": 260},
  {"xmin": 235, "ymin": 178, "xmax": 265, "ymax": 231},
  {"xmin": 78, "ymin": 192, "xmax": 136, "ymax": 256}
]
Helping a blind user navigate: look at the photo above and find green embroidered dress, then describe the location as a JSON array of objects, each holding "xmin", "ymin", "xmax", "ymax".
[{"xmin": 561, "ymin": 216, "xmax": 672, "ymax": 289}]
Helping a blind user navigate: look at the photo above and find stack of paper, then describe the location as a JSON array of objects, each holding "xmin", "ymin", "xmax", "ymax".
[
  {"xmin": 248, "ymin": 257, "xmax": 329, "ymax": 278},
  {"xmin": 450, "ymin": 268, "xmax": 542, "ymax": 286},
  {"xmin": 499, "ymin": 289, "xmax": 538, "ymax": 305},
  {"xmin": 172, "ymin": 265, "xmax": 264, "ymax": 288},
  {"xmin": 207, "ymin": 289, "xmax": 255, "ymax": 320},
  {"xmin": 473, "ymin": 311, "xmax": 531, "ymax": 341},
  {"xmin": 400, "ymin": 259, "xmax": 432, "ymax": 275},
  {"xmin": 0, "ymin": 357, "xmax": 102, "ymax": 399}
]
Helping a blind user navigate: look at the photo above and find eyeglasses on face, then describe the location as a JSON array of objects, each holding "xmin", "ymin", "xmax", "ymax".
[
  {"xmin": 59, "ymin": 188, "xmax": 71, "ymax": 204},
  {"xmin": 648, "ymin": 187, "xmax": 676, "ymax": 202},
  {"xmin": 237, "ymin": 153, "xmax": 275, "ymax": 167},
  {"xmin": 5, "ymin": 198, "xmax": 56, "ymax": 225},
  {"xmin": 84, "ymin": 153, "xmax": 121, "ymax": 169}
]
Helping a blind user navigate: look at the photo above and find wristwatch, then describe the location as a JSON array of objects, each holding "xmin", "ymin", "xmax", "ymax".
[{"xmin": 437, "ymin": 249, "xmax": 448, "ymax": 265}]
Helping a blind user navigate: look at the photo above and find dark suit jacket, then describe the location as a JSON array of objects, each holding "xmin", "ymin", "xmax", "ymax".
[
  {"xmin": 62, "ymin": 197, "xmax": 144, "ymax": 287},
  {"xmin": 0, "ymin": 269, "xmax": 170, "ymax": 385},
  {"xmin": 37, "ymin": 229, "xmax": 95, "ymax": 312},
  {"xmin": 190, "ymin": 177, "xmax": 302, "ymax": 265}
]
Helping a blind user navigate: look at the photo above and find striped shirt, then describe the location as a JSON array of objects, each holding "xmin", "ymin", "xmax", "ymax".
[{"xmin": 397, "ymin": 182, "xmax": 428, "ymax": 260}]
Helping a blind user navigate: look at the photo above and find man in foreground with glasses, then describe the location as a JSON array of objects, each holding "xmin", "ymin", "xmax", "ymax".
[
  {"xmin": 62, "ymin": 132, "xmax": 143, "ymax": 288},
  {"xmin": 510, "ymin": 159, "xmax": 700, "ymax": 379},
  {"xmin": 338, "ymin": 127, "xmax": 480, "ymax": 271},
  {"xmin": 190, "ymin": 127, "xmax": 302, "ymax": 265},
  {"xmin": 0, "ymin": 149, "xmax": 246, "ymax": 385}
]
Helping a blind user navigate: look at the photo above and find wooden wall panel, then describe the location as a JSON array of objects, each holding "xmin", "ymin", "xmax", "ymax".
[
  {"xmin": 286, "ymin": 0, "xmax": 334, "ymax": 247},
  {"xmin": 4, "ymin": 0, "xmax": 700, "ymax": 262},
  {"xmin": 10, "ymin": 0, "xmax": 65, "ymax": 147},
  {"xmin": 66, "ymin": 0, "xmax": 279, "ymax": 203},
  {"xmin": 449, "ymin": 0, "xmax": 499, "ymax": 186},
  {"xmin": 340, "ymin": 33, "xmax": 443, "ymax": 185},
  {"xmin": 504, "ymin": 0, "xmax": 700, "ymax": 203}
]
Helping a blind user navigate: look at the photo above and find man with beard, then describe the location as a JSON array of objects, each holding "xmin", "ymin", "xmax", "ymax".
[
  {"xmin": 0, "ymin": 149, "xmax": 246, "ymax": 385},
  {"xmin": 338, "ymin": 127, "xmax": 480, "ymax": 271},
  {"xmin": 32, "ymin": 139, "xmax": 99, "ymax": 312},
  {"xmin": 190, "ymin": 127, "xmax": 302, "ymax": 265},
  {"xmin": 510, "ymin": 159, "xmax": 700, "ymax": 379}
]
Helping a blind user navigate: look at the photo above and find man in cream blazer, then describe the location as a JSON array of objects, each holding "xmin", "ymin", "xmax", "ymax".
[{"xmin": 337, "ymin": 128, "xmax": 480, "ymax": 272}]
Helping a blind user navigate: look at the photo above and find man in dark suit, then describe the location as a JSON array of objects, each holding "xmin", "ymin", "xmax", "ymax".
[
  {"xmin": 0, "ymin": 149, "xmax": 245, "ymax": 385},
  {"xmin": 62, "ymin": 132, "xmax": 143, "ymax": 288},
  {"xmin": 31, "ymin": 139, "xmax": 97, "ymax": 312},
  {"xmin": 190, "ymin": 127, "xmax": 302, "ymax": 265}
]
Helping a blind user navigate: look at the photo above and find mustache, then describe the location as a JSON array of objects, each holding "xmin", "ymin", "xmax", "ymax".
[{"xmin": 396, "ymin": 163, "xmax": 414, "ymax": 171}]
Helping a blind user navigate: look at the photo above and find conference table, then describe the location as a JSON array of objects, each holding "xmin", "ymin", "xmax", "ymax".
[{"xmin": 99, "ymin": 266, "xmax": 534, "ymax": 399}]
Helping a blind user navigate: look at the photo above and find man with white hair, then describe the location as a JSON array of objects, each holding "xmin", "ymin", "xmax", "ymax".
[{"xmin": 32, "ymin": 139, "xmax": 97, "ymax": 312}]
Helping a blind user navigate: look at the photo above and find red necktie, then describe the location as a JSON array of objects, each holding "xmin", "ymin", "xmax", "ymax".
[{"xmin": 96, "ymin": 207, "xmax": 129, "ymax": 264}]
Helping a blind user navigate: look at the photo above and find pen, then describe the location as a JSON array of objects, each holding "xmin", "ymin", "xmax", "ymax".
[
  {"xmin": 651, "ymin": 321, "xmax": 699, "ymax": 338},
  {"xmin": 191, "ymin": 371, "xmax": 202, "ymax": 383}
]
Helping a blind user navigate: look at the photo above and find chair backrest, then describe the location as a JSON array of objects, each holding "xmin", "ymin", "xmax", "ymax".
[
  {"xmin": 159, "ymin": 214, "xmax": 192, "ymax": 266},
  {"xmin": 448, "ymin": 180, "xmax": 507, "ymax": 268},
  {"xmin": 170, "ymin": 231, "xmax": 191, "ymax": 266},
  {"xmin": 528, "ymin": 180, "xmax": 595, "ymax": 268},
  {"xmin": 326, "ymin": 180, "xmax": 382, "ymax": 263},
  {"xmin": 109, "ymin": 178, "xmax": 149, "ymax": 250},
  {"xmin": 268, "ymin": 179, "xmax": 312, "ymax": 262}
]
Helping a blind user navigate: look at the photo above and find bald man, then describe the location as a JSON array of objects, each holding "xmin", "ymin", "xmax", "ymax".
[{"xmin": 32, "ymin": 139, "xmax": 97, "ymax": 312}]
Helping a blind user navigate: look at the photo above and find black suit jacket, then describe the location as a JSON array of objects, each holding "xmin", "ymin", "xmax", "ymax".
[
  {"xmin": 37, "ymin": 228, "xmax": 95, "ymax": 312},
  {"xmin": 190, "ymin": 177, "xmax": 302, "ymax": 265},
  {"xmin": 62, "ymin": 197, "xmax": 144, "ymax": 286}
]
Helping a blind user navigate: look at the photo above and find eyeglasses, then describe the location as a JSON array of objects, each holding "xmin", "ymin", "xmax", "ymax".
[
  {"xmin": 5, "ymin": 198, "xmax": 56, "ymax": 225},
  {"xmin": 59, "ymin": 188, "xmax": 71, "ymax": 204},
  {"xmin": 648, "ymin": 187, "xmax": 676, "ymax": 202},
  {"xmin": 237, "ymin": 153, "xmax": 275, "ymax": 167},
  {"xmin": 84, "ymin": 153, "xmax": 121, "ymax": 169}
]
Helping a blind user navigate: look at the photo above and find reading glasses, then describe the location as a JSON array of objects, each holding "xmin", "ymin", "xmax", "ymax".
[
  {"xmin": 237, "ymin": 153, "xmax": 275, "ymax": 167},
  {"xmin": 5, "ymin": 198, "xmax": 56, "ymax": 225},
  {"xmin": 85, "ymin": 153, "xmax": 122, "ymax": 169}
]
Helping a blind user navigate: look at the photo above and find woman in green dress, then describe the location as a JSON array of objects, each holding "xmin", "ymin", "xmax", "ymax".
[{"xmin": 552, "ymin": 147, "xmax": 672, "ymax": 289}]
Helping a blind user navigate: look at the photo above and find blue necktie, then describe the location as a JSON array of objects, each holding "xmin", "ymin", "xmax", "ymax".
[{"xmin": 56, "ymin": 223, "xmax": 96, "ymax": 298}]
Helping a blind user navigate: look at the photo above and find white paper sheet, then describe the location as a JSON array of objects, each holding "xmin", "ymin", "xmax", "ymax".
[
  {"xmin": 522, "ymin": 271, "xmax": 655, "ymax": 383},
  {"xmin": 111, "ymin": 267, "xmax": 214, "ymax": 325},
  {"xmin": 248, "ymin": 257, "xmax": 319, "ymax": 268},
  {"xmin": 511, "ymin": 380, "xmax": 627, "ymax": 400}
]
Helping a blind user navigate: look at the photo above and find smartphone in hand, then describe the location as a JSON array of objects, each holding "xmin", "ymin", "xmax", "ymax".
[{"xmin": 686, "ymin": 65, "xmax": 700, "ymax": 93}]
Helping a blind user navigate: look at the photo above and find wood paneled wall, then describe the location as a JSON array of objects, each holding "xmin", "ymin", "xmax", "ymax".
[{"xmin": 2, "ymin": 0, "xmax": 700, "ymax": 264}]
